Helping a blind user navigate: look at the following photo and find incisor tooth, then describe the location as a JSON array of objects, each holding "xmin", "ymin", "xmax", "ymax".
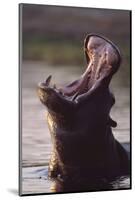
[
  {"xmin": 45, "ymin": 75, "xmax": 52, "ymax": 86},
  {"xmin": 53, "ymin": 84, "xmax": 56, "ymax": 89}
]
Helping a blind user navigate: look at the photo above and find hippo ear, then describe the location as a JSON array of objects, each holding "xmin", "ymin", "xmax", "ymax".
[{"xmin": 84, "ymin": 34, "xmax": 91, "ymax": 64}]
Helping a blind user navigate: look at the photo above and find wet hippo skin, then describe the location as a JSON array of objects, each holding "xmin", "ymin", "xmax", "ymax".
[{"xmin": 38, "ymin": 34, "xmax": 130, "ymax": 188}]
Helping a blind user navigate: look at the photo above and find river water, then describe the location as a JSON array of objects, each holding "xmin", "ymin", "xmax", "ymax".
[{"xmin": 21, "ymin": 61, "xmax": 130, "ymax": 195}]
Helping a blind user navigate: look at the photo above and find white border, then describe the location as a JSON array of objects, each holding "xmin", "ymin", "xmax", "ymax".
[{"xmin": 0, "ymin": 0, "xmax": 134, "ymax": 199}]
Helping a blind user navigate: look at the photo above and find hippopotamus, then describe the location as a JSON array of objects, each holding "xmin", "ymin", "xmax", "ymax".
[{"xmin": 38, "ymin": 34, "xmax": 129, "ymax": 189}]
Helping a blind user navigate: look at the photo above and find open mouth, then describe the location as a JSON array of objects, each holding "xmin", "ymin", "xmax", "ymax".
[{"xmin": 38, "ymin": 34, "xmax": 121, "ymax": 101}]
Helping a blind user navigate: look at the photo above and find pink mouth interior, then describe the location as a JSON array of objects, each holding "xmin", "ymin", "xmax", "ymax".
[
  {"xmin": 59, "ymin": 69, "xmax": 92, "ymax": 97},
  {"xmin": 59, "ymin": 35, "xmax": 120, "ymax": 99}
]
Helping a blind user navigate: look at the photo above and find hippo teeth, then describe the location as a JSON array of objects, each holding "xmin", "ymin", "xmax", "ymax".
[
  {"xmin": 58, "ymin": 89, "xmax": 64, "ymax": 96},
  {"xmin": 45, "ymin": 75, "xmax": 52, "ymax": 86},
  {"xmin": 53, "ymin": 84, "xmax": 56, "ymax": 89}
]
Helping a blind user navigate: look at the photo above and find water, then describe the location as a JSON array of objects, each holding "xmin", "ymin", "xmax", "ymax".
[{"xmin": 21, "ymin": 61, "xmax": 130, "ymax": 195}]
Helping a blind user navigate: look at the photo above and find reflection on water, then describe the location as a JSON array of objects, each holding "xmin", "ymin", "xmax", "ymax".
[
  {"xmin": 21, "ymin": 61, "xmax": 130, "ymax": 194},
  {"xmin": 22, "ymin": 166, "xmax": 130, "ymax": 194}
]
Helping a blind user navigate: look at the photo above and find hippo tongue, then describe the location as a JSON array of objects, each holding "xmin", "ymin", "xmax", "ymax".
[
  {"xmin": 59, "ymin": 71, "xmax": 90, "ymax": 97},
  {"xmin": 58, "ymin": 55, "xmax": 95, "ymax": 99}
]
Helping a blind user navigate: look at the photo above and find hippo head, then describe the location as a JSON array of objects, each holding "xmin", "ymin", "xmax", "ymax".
[{"xmin": 38, "ymin": 34, "xmax": 121, "ymax": 117}]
